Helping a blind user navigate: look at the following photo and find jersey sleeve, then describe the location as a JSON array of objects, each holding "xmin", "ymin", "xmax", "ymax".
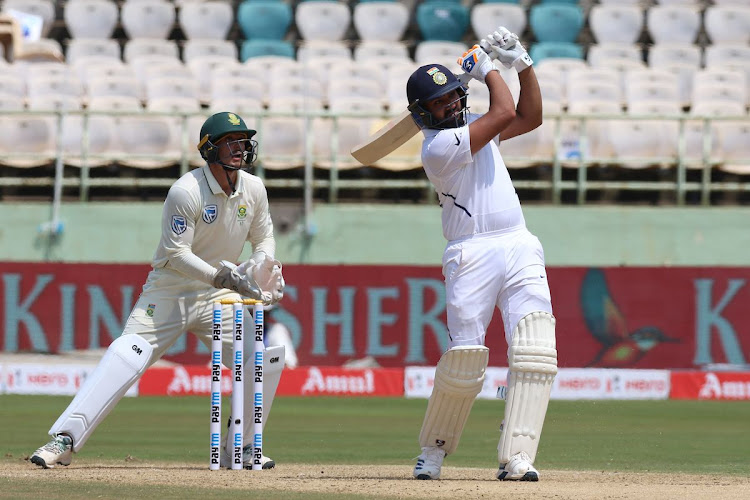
[
  {"xmin": 247, "ymin": 181, "xmax": 276, "ymax": 257},
  {"xmin": 422, "ymin": 124, "xmax": 473, "ymax": 176},
  {"xmin": 159, "ymin": 184, "xmax": 217, "ymax": 284}
]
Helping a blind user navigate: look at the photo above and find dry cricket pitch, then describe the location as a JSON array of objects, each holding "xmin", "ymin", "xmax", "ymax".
[{"xmin": 3, "ymin": 461, "xmax": 750, "ymax": 499}]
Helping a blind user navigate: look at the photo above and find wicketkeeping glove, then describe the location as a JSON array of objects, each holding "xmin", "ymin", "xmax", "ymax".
[
  {"xmin": 484, "ymin": 27, "xmax": 533, "ymax": 72},
  {"xmin": 245, "ymin": 254, "xmax": 285, "ymax": 305},
  {"xmin": 213, "ymin": 260, "xmax": 265, "ymax": 301},
  {"xmin": 458, "ymin": 44, "xmax": 498, "ymax": 84}
]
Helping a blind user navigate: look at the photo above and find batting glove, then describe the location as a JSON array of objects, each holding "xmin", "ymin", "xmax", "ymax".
[
  {"xmin": 485, "ymin": 27, "xmax": 533, "ymax": 73},
  {"xmin": 458, "ymin": 44, "xmax": 497, "ymax": 84}
]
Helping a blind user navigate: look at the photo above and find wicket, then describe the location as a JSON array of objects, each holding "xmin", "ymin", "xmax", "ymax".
[{"xmin": 210, "ymin": 298, "xmax": 265, "ymax": 471}]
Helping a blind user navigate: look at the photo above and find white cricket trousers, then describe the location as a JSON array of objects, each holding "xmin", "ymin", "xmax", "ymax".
[
  {"xmin": 442, "ymin": 227, "xmax": 552, "ymax": 349},
  {"xmin": 121, "ymin": 268, "xmax": 247, "ymax": 367}
]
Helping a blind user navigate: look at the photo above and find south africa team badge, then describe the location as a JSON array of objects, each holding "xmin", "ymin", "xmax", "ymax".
[
  {"xmin": 203, "ymin": 205, "xmax": 217, "ymax": 224},
  {"xmin": 237, "ymin": 205, "xmax": 247, "ymax": 220}
]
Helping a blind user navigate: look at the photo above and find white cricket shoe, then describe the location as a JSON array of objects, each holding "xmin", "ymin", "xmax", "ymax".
[
  {"xmin": 220, "ymin": 444, "xmax": 275, "ymax": 470},
  {"xmin": 496, "ymin": 451, "xmax": 539, "ymax": 481},
  {"xmin": 413, "ymin": 446, "xmax": 446, "ymax": 480},
  {"xmin": 30, "ymin": 434, "xmax": 73, "ymax": 469}
]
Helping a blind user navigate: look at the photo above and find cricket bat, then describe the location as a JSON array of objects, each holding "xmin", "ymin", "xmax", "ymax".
[{"xmin": 350, "ymin": 40, "xmax": 502, "ymax": 166}]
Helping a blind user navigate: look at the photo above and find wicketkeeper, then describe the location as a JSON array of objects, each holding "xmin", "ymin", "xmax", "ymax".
[
  {"xmin": 407, "ymin": 28, "xmax": 558, "ymax": 481},
  {"xmin": 31, "ymin": 111, "xmax": 287, "ymax": 470}
]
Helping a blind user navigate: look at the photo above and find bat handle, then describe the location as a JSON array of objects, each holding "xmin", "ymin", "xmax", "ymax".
[{"xmin": 457, "ymin": 41, "xmax": 498, "ymax": 86}]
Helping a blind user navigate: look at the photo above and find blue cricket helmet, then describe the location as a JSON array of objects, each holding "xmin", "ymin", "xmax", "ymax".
[{"xmin": 406, "ymin": 64, "xmax": 468, "ymax": 129}]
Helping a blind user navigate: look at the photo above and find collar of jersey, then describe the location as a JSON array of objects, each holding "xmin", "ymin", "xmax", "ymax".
[{"xmin": 202, "ymin": 165, "xmax": 243, "ymax": 196}]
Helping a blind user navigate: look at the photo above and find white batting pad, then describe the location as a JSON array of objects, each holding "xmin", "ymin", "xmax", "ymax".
[
  {"xmin": 237, "ymin": 345, "xmax": 285, "ymax": 447},
  {"xmin": 497, "ymin": 312, "xmax": 557, "ymax": 464},
  {"xmin": 50, "ymin": 334, "xmax": 153, "ymax": 452},
  {"xmin": 419, "ymin": 346, "xmax": 489, "ymax": 455}
]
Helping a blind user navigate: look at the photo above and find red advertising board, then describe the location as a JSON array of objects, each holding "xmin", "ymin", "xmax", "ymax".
[
  {"xmin": 1, "ymin": 262, "xmax": 749, "ymax": 369},
  {"xmin": 670, "ymin": 371, "xmax": 750, "ymax": 400},
  {"xmin": 138, "ymin": 365, "xmax": 405, "ymax": 397}
]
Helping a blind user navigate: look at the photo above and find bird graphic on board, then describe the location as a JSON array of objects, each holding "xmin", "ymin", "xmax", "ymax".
[{"xmin": 581, "ymin": 268, "xmax": 679, "ymax": 367}]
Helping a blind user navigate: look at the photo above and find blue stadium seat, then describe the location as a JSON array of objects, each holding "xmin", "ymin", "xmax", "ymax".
[
  {"xmin": 416, "ymin": 2, "xmax": 470, "ymax": 42},
  {"xmin": 529, "ymin": 4, "xmax": 584, "ymax": 43},
  {"xmin": 236, "ymin": 0, "xmax": 293, "ymax": 40},
  {"xmin": 530, "ymin": 42, "xmax": 584, "ymax": 62},
  {"xmin": 240, "ymin": 40, "xmax": 295, "ymax": 62}
]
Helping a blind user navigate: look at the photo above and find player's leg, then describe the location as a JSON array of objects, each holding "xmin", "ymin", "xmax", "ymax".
[
  {"xmin": 414, "ymin": 239, "xmax": 500, "ymax": 479},
  {"xmin": 414, "ymin": 346, "xmax": 489, "ymax": 479},
  {"xmin": 30, "ymin": 280, "xmax": 187, "ymax": 469},
  {"xmin": 31, "ymin": 334, "xmax": 154, "ymax": 468},
  {"xmin": 496, "ymin": 230, "xmax": 556, "ymax": 481}
]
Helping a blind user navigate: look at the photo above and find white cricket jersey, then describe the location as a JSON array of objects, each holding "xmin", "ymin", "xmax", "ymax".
[
  {"xmin": 151, "ymin": 166, "xmax": 275, "ymax": 284},
  {"xmin": 421, "ymin": 112, "xmax": 525, "ymax": 242}
]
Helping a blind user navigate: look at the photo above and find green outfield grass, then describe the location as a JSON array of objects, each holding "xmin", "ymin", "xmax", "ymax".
[{"xmin": 2, "ymin": 395, "xmax": 749, "ymax": 476}]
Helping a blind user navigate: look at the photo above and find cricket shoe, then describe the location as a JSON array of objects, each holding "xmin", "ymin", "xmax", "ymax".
[
  {"xmin": 220, "ymin": 444, "xmax": 275, "ymax": 470},
  {"xmin": 496, "ymin": 451, "xmax": 539, "ymax": 481},
  {"xmin": 30, "ymin": 434, "xmax": 73, "ymax": 469},
  {"xmin": 413, "ymin": 446, "xmax": 446, "ymax": 480}
]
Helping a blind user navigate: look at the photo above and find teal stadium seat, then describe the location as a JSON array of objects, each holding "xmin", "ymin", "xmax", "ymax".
[
  {"xmin": 416, "ymin": 2, "xmax": 470, "ymax": 42},
  {"xmin": 530, "ymin": 42, "xmax": 583, "ymax": 62},
  {"xmin": 529, "ymin": 4, "xmax": 584, "ymax": 43},
  {"xmin": 236, "ymin": 0, "xmax": 293, "ymax": 40},
  {"xmin": 241, "ymin": 40, "xmax": 295, "ymax": 61}
]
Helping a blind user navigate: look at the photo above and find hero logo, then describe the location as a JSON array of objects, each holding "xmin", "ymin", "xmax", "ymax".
[{"xmin": 301, "ymin": 368, "xmax": 375, "ymax": 395}]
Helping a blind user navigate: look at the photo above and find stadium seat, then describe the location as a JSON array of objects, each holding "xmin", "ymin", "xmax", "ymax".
[
  {"xmin": 704, "ymin": 43, "xmax": 750, "ymax": 87},
  {"xmin": 683, "ymin": 100, "xmax": 744, "ymax": 169},
  {"xmin": 646, "ymin": 5, "xmax": 701, "ymax": 44},
  {"xmin": 587, "ymin": 43, "xmax": 642, "ymax": 68},
  {"xmin": 703, "ymin": 5, "xmax": 750, "ymax": 44},
  {"xmin": 64, "ymin": 0, "xmax": 119, "ymax": 39},
  {"xmin": 80, "ymin": 63, "xmax": 136, "ymax": 96},
  {"xmin": 210, "ymin": 77, "xmax": 265, "ymax": 106},
  {"xmin": 145, "ymin": 76, "xmax": 200, "ymax": 102},
  {"xmin": 124, "ymin": 38, "xmax": 179, "ymax": 63},
  {"xmin": 313, "ymin": 96, "xmax": 382, "ymax": 169},
  {"xmin": 529, "ymin": 42, "xmax": 583, "ymax": 62},
  {"xmin": 534, "ymin": 57, "xmax": 587, "ymax": 104},
  {"xmin": 240, "ymin": 40, "xmax": 295, "ymax": 61},
  {"xmin": 179, "ymin": 1, "xmax": 234, "ymax": 40},
  {"xmin": 353, "ymin": 1, "xmax": 409, "ymax": 42},
  {"xmin": 86, "ymin": 95, "xmax": 142, "ymax": 161},
  {"xmin": 0, "ymin": 73, "xmax": 26, "ymax": 98},
  {"xmin": 502, "ymin": 101, "xmax": 560, "ymax": 168},
  {"xmin": 414, "ymin": 40, "xmax": 468, "ymax": 71},
  {"xmin": 2, "ymin": 0, "xmax": 55, "ymax": 37},
  {"xmin": 28, "ymin": 94, "xmax": 113, "ymax": 168},
  {"xmin": 567, "ymin": 80, "xmax": 621, "ymax": 108},
  {"xmin": 16, "ymin": 37, "xmax": 63, "ymax": 62},
  {"xmin": 562, "ymin": 99, "xmax": 621, "ymax": 164},
  {"xmin": 130, "ymin": 55, "xmax": 191, "ymax": 86},
  {"xmin": 120, "ymin": 0, "xmax": 176, "ymax": 40},
  {"xmin": 259, "ymin": 97, "xmax": 324, "ymax": 170},
  {"xmin": 236, "ymin": 0, "xmax": 292, "ymax": 40},
  {"xmin": 266, "ymin": 76, "xmax": 324, "ymax": 103},
  {"xmin": 588, "ymin": 4, "xmax": 644, "ymax": 44},
  {"xmin": 328, "ymin": 78, "xmax": 383, "ymax": 106},
  {"xmin": 27, "ymin": 73, "xmax": 84, "ymax": 100},
  {"xmin": 718, "ymin": 117, "xmax": 750, "ymax": 175},
  {"xmin": 0, "ymin": 114, "xmax": 53, "ymax": 167},
  {"xmin": 353, "ymin": 40, "xmax": 409, "ymax": 62},
  {"xmin": 87, "ymin": 75, "xmax": 142, "ymax": 100},
  {"xmin": 647, "ymin": 43, "xmax": 702, "ymax": 69},
  {"xmin": 470, "ymin": 2, "xmax": 526, "ymax": 42},
  {"xmin": 568, "ymin": 67, "xmax": 622, "ymax": 104},
  {"xmin": 296, "ymin": 40, "xmax": 351, "ymax": 62},
  {"xmin": 624, "ymin": 68, "xmax": 681, "ymax": 104},
  {"xmin": 295, "ymin": 0, "xmax": 351, "ymax": 41},
  {"xmin": 66, "ymin": 38, "xmax": 121, "ymax": 64},
  {"xmin": 182, "ymin": 39, "xmax": 238, "ymax": 63},
  {"xmin": 529, "ymin": 4, "xmax": 583, "ymax": 43},
  {"xmin": 415, "ymin": 2, "xmax": 470, "ymax": 42},
  {"xmin": 147, "ymin": 95, "xmax": 204, "ymax": 167}
]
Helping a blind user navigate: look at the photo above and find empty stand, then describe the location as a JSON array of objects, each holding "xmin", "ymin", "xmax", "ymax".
[
  {"xmin": 353, "ymin": 1, "xmax": 409, "ymax": 42},
  {"xmin": 179, "ymin": 1, "xmax": 234, "ymax": 40},
  {"xmin": 296, "ymin": 0, "xmax": 351, "ymax": 41}
]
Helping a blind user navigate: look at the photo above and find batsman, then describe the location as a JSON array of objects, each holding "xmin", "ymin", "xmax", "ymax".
[
  {"xmin": 409, "ymin": 28, "xmax": 558, "ymax": 481},
  {"xmin": 30, "ymin": 111, "xmax": 287, "ymax": 470}
]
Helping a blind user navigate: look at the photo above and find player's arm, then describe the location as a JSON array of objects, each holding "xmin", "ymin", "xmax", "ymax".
[
  {"xmin": 457, "ymin": 44, "xmax": 517, "ymax": 155},
  {"xmin": 159, "ymin": 184, "xmax": 217, "ymax": 284},
  {"xmin": 485, "ymin": 28, "xmax": 542, "ymax": 141}
]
